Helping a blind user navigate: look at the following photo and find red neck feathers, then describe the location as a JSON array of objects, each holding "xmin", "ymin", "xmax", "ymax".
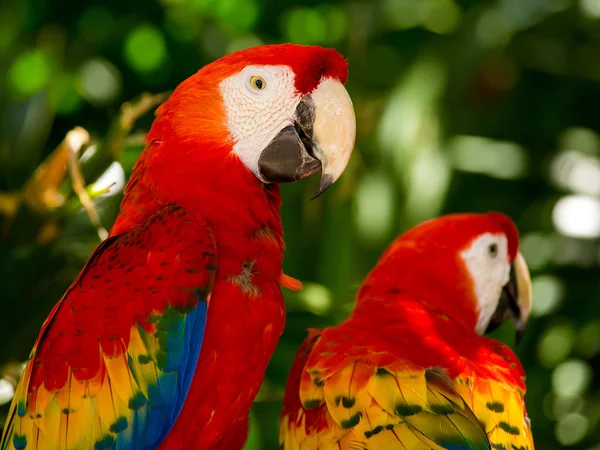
[
  {"xmin": 110, "ymin": 44, "xmax": 348, "ymax": 237},
  {"xmin": 355, "ymin": 241, "xmax": 480, "ymax": 332},
  {"xmin": 354, "ymin": 213, "xmax": 520, "ymax": 333},
  {"xmin": 111, "ymin": 53, "xmax": 280, "ymax": 238}
]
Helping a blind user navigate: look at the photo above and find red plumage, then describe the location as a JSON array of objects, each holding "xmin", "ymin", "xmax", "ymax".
[
  {"xmin": 120, "ymin": 44, "xmax": 350, "ymax": 448},
  {"xmin": 359, "ymin": 213, "xmax": 521, "ymax": 332},
  {"xmin": 280, "ymin": 213, "xmax": 533, "ymax": 449},
  {"xmin": 1, "ymin": 44, "xmax": 351, "ymax": 450}
]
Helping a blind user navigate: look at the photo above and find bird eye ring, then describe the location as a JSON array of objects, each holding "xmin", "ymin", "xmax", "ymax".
[
  {"xmin": 250, "ymin": 75, "xmax": 266, "ymax": 91},
  {"xmin": 488, "ymin": 243, "xmax": 498, "ymax": 257}
]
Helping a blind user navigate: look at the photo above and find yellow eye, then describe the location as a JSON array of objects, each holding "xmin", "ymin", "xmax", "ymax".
[{"xmin": 250, "ymin": 75, "xmax": 266, "ymax": 91}]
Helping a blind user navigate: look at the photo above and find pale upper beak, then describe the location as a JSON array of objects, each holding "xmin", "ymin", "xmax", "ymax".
[
  {"xmin": 257, "ymin": 77, "xmax": 356, "ymax": 199},
  {"xmin": 485, "ymin": 252, "xmax": 532, "ymax": 344}
]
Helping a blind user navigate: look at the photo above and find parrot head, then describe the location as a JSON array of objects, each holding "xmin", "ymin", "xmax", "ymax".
[
  {"xmin": 145, "ymin": 43, "xmax": 355, "ymax": 200},
  {"xmin": 360, "ymin": 212, "xmax": 532, "ymax": 343}
]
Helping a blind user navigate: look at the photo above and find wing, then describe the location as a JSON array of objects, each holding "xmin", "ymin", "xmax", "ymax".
[
  {"xmin": 280, "ymin": 329, "xmax": 533, "ymax": 450},
  {"xmin": 1, "ymin": 205, "xmax": 217, "ymax": 450},
  {"xmin": 465, "ymin": 339, "xmax": 534, "ymax": 450}
]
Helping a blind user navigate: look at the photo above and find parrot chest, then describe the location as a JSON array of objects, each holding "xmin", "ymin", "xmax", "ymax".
[{"xmin": 159, "ymin": 220, "xmax": 286, "ymax": 449}]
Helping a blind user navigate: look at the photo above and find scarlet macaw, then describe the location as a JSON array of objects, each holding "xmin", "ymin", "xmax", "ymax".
[
  {"xmin": 1, "ymin": 44, "xmax": 356, "ymax": 450},
  {"xmin": 280, "ymin": 213, "xmax": 533, "ymax": 450}
]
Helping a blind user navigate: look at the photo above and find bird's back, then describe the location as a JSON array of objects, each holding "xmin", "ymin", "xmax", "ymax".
[{"xmin": 279, "ymin": 297, "xmax": 534, "ymax": 450}]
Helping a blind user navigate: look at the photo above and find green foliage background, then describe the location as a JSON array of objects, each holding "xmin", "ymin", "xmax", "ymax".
[{"xmin": 1, "ymin": 0, "xmax": 600, "ymax": 448}]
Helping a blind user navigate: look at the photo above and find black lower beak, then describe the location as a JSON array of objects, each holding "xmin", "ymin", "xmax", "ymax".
[
  {"xmin": 257, "ymin": 96, "xmax": 329, "ymax": 193},
  {"xmin": 257, "ymin": 125, "xmax": 321, "ymax": 184},
  {"xmin": 485, "ymin": 263, "xmax": 527, "ymax": 344}
]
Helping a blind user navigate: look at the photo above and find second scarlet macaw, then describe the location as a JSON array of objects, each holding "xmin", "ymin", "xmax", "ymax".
[
  {"xmin": 280, "ymin": 213, "xmax": 533, "ymax": 449},
  {"xmin": 1, "ymin": 44, "xmax": 356, "ymax": 450}
]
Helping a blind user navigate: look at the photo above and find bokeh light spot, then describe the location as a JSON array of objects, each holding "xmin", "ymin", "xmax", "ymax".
[
  {"xmin": 552, "ymin": 359, "xmax": 592, "ymax": 397},
  {"xmin": 405, "ymin": 152, "xmax": 450, "ymax": 224},
  {"xmin": 576, "ymin": 321, "xmax": 600, "ymax": 358},
  {"xmin": 580, "ymin": 0, "xmax": 600, "ymax": 18},
  {"xmin": 551, "ymin": 150, "xmax": 600, "ymax": 196},
  {"xmin": 216, "ymin": 0, "xmax": 259, "ymax": 31},
  {"xmin": 475, "ymin": 7, "xmax": 513, "ymax": 48},
  {"xmin": 552, "ymin": 394, "xmax": 584, "ymax": 420},
  {"xmin": 79, "ymin": 59, "xmax": 122, "ymax": 105},
  {"xmin": 556, "ymin": 412, "xmax": 589, "ymax": 446},
  {"xmin": 552, "ymin": 195, "xmax": 600, "ymax": 238},
  {"xmin": 353, "ymin": 172, "xmax": 396, "ymax": 245},
  {"xmin": 531, "ymin": 275, "xmax": 564, "ymax": 317},
  {"xmin": 9, "ymin": 51, "xmax": 52, "ymax": 97},
  {"xmin": 377, "ymin": 55, "xmax": 446, "ymax": 156},
  {"xmin": 381, "ymin": 0, "xmax": 421, "ymax": 30},
  {"xmin": 559, "ymin": 126, "xmax": 599, "ymax": 155},
  {"xmin": 124, "ymin": 25, "xmax": 167, "ymax": 73},
  {"xmin": 520, "ymin": 232, "xmax": 554, "ymax": 270},
  {"xmin": 553, "ymin": 235, "xmax": 597, "ymax": 266},
  {"xmin": 0, "ymin": 379, "xmax": 14, "ymax": 406},
  {"xmin": 298, "ymin": 283, "xmax": 333, "ymax": 316},
  {"xmin": 318, "ymin": 6, "xmax": 348, "ymax": 43},
  {"xmin": 538, "ymin": 324, "xmax": 574, "ymax": 367},
  {"xmin": 450, "ymin": 135, "xmax": 528, "ymax": 179},
  {"xmin": 285, "ymin": 8, "xmax": 328, "ymax": 45},
  {"xmin": 422, "ymin": 0, "xmax": 461, "ymax": 34}
]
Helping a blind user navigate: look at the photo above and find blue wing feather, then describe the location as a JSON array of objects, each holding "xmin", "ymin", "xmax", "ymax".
[
  {"xmin": 1, "ymin": 206, "xmax": 217, "ymax": 450},
  {"xmin": 144, "ymin": 299, "xmax": 208, "ymax": 448}
]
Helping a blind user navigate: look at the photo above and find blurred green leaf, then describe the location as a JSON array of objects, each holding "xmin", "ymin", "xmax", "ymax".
[
  {"xmin": 8, "ymin": 51, "xmax": 52, "ymax": 97},
  {"xmin": 284, "ymin": 8, "xmax": 328, "ymax": 45},
  {"xmin": 124, "ymin": 25, "xmax": 167, "ymax": 73}
]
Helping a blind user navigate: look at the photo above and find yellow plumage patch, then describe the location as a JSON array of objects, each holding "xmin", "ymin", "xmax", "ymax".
[
  {"xmin": 2, "ymin": 324, "xmax": 183, "ymax": 450},
  {"xmin": 456, "ymin": 377, "xmax": 533, "ymax": 450},
  {"xmin": 282, "ymin": 357, "xmax": 533, "ymax": 450}
]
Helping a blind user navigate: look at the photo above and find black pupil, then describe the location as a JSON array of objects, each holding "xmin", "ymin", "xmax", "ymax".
[
  {"xmin": 254, "ymin": 78, "xmax": 263, "ymax": 89},
  {"xmin": 489, "ymin": 244, "xmax": 497, "ymax": 256}
]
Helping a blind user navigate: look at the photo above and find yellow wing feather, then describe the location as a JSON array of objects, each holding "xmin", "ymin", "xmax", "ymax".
[{"xmin": 281, "ymin": 343, "xmax": 533, "ymax": 450}]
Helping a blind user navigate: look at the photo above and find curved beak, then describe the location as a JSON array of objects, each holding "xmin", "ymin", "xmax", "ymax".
[
  {"xmin": 257, "ymin": 77, "xmax": 356, "ymax": 199},
  {"xmin": 485, "ymin": 252, "xmax": 532, "ymax": 344}
]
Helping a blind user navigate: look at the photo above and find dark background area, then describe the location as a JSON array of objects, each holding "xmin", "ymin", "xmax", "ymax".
[{"xmin": 1, "ymin": 0, "xmax": 600, "ymax": 448}]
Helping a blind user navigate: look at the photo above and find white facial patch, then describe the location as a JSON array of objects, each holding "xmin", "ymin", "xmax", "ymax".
[
  {"xmin": 459, "ymin": 233, "xmax": 511, "ymax": 335},
  {"xmin": 219, "ymin": 65, "xmax": 302, "ymax": 181}
]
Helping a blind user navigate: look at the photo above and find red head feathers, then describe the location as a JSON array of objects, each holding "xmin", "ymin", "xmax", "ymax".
[
  {"xmin": 192, "ymin": 44, "xmax": 349, "ymax": 94},
  {"xmin": 113, "ymin": 44, "xmax": 356, "ymax": 237},
  {"xmin": 357, "ymin": 212, "xmax": 530, "ymax": 339},
  {"xmin": 379, "ymin": 212, "xmax": 520, "ymax": 264}
]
